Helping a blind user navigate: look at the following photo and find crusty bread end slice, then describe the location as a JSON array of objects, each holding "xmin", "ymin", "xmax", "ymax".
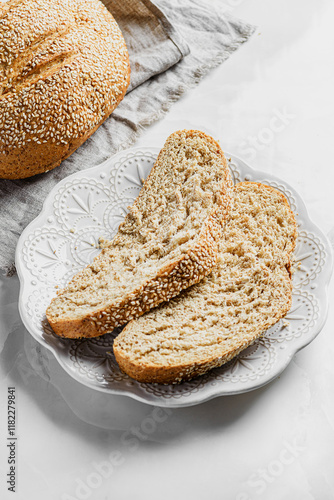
[
  {"xmin": 113, "ymin": 182, "xmax": 297, "ymax": 383},
  {"xmin": 46, "ymin": 130, "xmax": 233, "ymax": 338}
]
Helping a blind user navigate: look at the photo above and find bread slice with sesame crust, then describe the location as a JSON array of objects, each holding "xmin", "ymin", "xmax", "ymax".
[
  {"xmin": 113, "ymin": 182, "xmax": 297, "ymax": 384},
  {"xmin": 46, "ymin": 130, "xmax": 234, "ymax": 338}
]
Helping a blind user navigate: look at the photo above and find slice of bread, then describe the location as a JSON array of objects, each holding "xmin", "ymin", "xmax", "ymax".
[
  {"xmin": 46, "ymin": 130, "xmax": 233, "ymax": 338},
  {"xmin": 113, "ymin": 182, "xmax": 297, "ymax": 384}
]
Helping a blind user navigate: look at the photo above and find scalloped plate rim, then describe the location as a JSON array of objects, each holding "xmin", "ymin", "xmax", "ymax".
[{"xmin": 15, "ymin": 148, "xmax": 333, "ymax": 408}]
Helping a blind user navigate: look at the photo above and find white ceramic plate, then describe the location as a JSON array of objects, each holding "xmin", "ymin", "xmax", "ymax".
[{"xmin": 16, "ymin": 148, "xmax": 333, "ymax": 407}]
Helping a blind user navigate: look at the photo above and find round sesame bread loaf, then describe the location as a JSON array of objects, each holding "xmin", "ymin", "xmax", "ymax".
[
  {"xmin": 0, "ymin": 0, "xmax": 130, "ymax": 179},
  {"xmin": 113, "ymin": 182, "xmax": 298, "ymax": 384},
  {"xmin": 46, "ymin": 130, "xmax": 234, "ymax": 339}
]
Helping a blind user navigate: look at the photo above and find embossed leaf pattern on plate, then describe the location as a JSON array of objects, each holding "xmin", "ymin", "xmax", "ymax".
[{"xmin": 16, "ymin": 148, "xmax": 333, "ymax": 407}]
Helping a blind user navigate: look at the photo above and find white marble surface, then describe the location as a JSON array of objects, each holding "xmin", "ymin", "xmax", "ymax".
[{"xmin": 1, "ymin": 0, "xmax": 334, "ymax": 499}]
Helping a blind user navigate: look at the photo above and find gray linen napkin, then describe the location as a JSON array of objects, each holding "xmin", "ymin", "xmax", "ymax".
[{"xmin": 0, "ymin": 0, "xmax": 255, "ymax": 275}]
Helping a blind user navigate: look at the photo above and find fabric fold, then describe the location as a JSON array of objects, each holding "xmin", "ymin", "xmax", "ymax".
[{"xmin": 0, "ymin": 0, "xmax": 256, "ymax": 274}]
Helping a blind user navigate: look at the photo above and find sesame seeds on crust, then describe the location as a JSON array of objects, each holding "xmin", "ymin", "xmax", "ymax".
[{"xmin": 0, "ymin": 0, "xmax": 130, "ymax": 178}]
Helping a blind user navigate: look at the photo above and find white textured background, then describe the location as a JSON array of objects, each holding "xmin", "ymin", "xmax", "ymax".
[{"xmin": 1, "ymin": 0, "xmax": 334, "ymax": 499}]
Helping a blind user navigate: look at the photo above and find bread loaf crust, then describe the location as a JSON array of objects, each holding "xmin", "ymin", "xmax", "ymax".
[{"xmin": 0, "ymin": 0, "xmax": 130, "ymax": 179}]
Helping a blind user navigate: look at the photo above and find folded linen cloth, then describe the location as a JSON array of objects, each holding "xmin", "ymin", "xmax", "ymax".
[{"xmin": 0, "ymin": 0, "xmax": 255, "ymax": 275}]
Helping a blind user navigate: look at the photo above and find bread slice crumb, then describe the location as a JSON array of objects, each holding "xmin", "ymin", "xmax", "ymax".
[
  {"xmin": 46, "ymin": 130, "xmax": 233, "ymax": 338},
  {"xmin": 113, "ymin": 182, "xmax": 297, "ymax": 384}
]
